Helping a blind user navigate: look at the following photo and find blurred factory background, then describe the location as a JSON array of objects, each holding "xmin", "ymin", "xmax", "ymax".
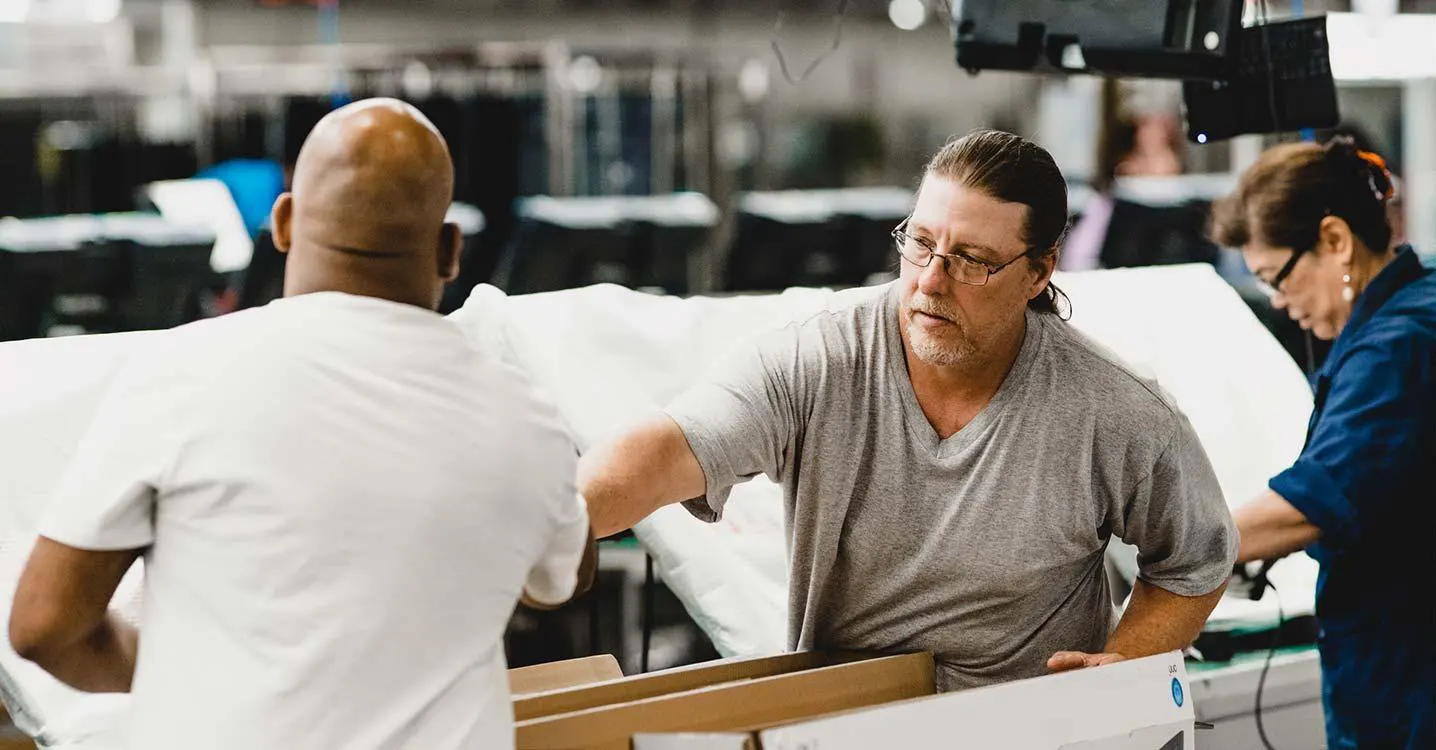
[{"xmin": 2, "ymin": 0, "xmax": 1436, "ymax": 694}]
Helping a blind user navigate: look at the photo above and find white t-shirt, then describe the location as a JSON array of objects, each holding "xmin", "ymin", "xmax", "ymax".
[{"xmin": 38, "ymin": 292, "xmax": 588, "ymax": 750}]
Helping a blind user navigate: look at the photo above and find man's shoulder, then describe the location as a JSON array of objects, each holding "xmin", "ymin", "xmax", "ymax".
[{"xmin": 1034, "ymin": 315, "xmax": 1182, "ymax": 430}]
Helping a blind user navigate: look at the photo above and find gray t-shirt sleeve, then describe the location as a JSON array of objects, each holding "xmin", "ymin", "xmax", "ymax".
[
  {"xmin": 663, "ymin": 326, "xmax": 804, "ymax": 522},
  {"xmin": 1115, "ymin": 413, "xmax": 1238, "ymax": 597}
]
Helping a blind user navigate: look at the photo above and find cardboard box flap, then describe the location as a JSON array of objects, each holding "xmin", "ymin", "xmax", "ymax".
[
  {"xmin": 516, "ymin": 652, "xmax": 935, "ymax": 750},
  {"xmin": 509, "ymin": 655, "xmax": 623, "ymax": 697},
  {"xmin": 633, "ymin": 735, "xmax": 755, "ymax": 750},
  {"xmin": 514, "ymin": 650, "xmax": 858, "ymax": 722},
  {"xmin": 753, "ymin": 651, "xmax": 1194, "ymax": 750}
]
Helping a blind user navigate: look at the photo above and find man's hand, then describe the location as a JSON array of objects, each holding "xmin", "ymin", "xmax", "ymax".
[
  {"xmin": 1046, "ymin": 578, "xmax": 1226, "ymax": 675},
  {"xmin": 1047, "ymin": 651, "xmax": 1127, "ymax": 673}
]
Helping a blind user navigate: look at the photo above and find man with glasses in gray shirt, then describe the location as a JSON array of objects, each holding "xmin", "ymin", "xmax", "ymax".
[{"xmin": 579, "ymin": 130, "xmax": 1237, "ymax": 692}]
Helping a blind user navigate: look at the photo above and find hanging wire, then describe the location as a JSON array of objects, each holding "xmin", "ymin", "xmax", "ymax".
[
  {"xmin": 770, "ymin": 0, "xmax": 851, "ymax": 85},
  {"xmin": 1253, "ymin": 578, "xmax": 1285, "ymax": 750},
  {"xmin": 769, "ymin": 0, "xmax": 954, "ymax": 86}
]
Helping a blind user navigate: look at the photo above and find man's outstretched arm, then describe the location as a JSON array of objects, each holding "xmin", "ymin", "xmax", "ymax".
[
  {"xmin": 578, "ymin": 415, "xmax": 707, "ymax": 538},
  {"xmin": 9, "ymin": 537, "xmax": 142, "ymax": 693}
]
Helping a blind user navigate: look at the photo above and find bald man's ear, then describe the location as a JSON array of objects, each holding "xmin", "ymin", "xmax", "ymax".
[
  {"xmin": 439, "ymin": 222, "xmax": 462, "ymax": 283},
  {"xmin": 271, "ymin": 194, "xmax": 294, "ymax": 254}
]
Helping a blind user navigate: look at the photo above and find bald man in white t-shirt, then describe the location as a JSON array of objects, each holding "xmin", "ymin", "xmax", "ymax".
[{"xmin": 8, "ymin": 98, "xmax": 594, "ymax": 750}]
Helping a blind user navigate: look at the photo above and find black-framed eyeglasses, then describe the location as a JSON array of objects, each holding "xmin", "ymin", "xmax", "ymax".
[
  {"xmin": 891, "ymin": 217, "xmax": 1032, "ymax": 287},
  {"xmin": 1254, "ymin": 247, "xmax": 1307, "ymax": 298}
]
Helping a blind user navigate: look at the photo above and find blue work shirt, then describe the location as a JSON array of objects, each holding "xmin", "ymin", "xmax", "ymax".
[{"xmin": 1269, "ymin": 246, "xmax": 1436, "ymax": 749}]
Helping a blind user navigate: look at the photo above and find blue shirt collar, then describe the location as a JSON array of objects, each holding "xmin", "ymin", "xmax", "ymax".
[{"xmin": 1339, "ymin": 245, "xmax": 1425, "ymax": 341}]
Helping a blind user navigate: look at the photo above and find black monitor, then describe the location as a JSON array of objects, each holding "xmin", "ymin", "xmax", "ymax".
[
  {"xmin": 951, "ymin": 0, "xmax": 1243, "ymax": 79},
  {"xmin": 1182, "ymin": 16, "xmax": 1340, "ymax": 143}
]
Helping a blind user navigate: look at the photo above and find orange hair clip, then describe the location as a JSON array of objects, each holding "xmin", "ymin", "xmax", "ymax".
[{"xmin": 1356, "ymin": 149, "xmax": 1396, "ymax": 200}]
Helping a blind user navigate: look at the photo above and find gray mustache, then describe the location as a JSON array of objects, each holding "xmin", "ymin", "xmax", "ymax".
[{"xmin": 908, "ymin": 295, "xmax": 959, "ymax": 323}]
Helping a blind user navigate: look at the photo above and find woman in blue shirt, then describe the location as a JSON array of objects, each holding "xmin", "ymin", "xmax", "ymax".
[{"xmin": 1211, "ymin": 136, "xmax": 1435, "ymax": 749}]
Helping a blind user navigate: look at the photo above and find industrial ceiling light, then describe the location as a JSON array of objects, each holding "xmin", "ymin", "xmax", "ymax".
[
  {"xmin": 568, "ymin": 55, "xmax": 602, "ymax": 94},
  {"xmin": 0, "ymin": 0, "xmax": 32, "ymax": 24},
  {"xmin": 888, "ymin": 0, "xmax": 926, "ymax": 31},
  {"xmin": 738, "ymin": 58, "xmax": 771, "ymax": 103},
  {"xmin": 402, "ymin": 60, "xmax": 434, "ymax": 100}
]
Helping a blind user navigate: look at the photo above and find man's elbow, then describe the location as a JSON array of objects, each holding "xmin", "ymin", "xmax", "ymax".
[{"xmin": 9, "ymin": 604, "xmax": 75, "ymax": 669}]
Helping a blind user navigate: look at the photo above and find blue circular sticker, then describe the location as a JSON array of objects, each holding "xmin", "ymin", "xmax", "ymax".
[{"xmin": 1171, "ymin": 677, "xmax": 1185, "ymax": 707}]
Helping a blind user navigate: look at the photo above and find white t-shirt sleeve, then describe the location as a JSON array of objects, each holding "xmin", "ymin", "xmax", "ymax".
[
  {"xmin": 39, "ymin": 355, "xmax": 182, "ymax": 551},
  {"xmin": 523, "ymin": 492, "xmax": 590, "ymax": 607}
]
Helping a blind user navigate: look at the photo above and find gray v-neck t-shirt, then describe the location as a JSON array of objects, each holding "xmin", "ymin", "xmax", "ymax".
[{"xmin": 665, "ymin": 282, "xmax": 1237, "ymax": 692}]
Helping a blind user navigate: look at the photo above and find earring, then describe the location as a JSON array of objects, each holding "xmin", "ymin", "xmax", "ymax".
[{"xmin": 1342, "ymin": 273, "xmax": 1355, "ymax": 303}]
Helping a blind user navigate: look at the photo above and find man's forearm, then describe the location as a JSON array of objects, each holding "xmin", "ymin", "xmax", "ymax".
[
  {"xmin": 28, "ymin": 614, "xmax": 139, "ymax": 693},
  {"xmin": 578, "ymin": 416, "xmax": 707, "ymax": 538},
  {"xmin": 1234, "ymin": 490, "xmax": 1321, "ymax": 564},
  {"xmin": 1105, "ymin": 579, "xmax": 1226, "ymax": 659},
  {"xmin": 579, "ymin": 439, "xmax": 660, "ymax": 538}
]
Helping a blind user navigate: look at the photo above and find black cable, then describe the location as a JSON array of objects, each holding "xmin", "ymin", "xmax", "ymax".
[
  {"xmin": 1254, "ymin": 577, "xmax": 1284, "ymax": 750},
  {"xmin": 641, "ymin": 552, "xmax": 655, "ymax": 673},
  {"xmin": 770, "ymin": 0, "xmax": 850, "ymax": 85},
  {"xmin": 588, "ymin": 544, "xmax": 601, "ymax": 656},
  {"xmin": 1304, "ymin": 330, "xmax": 1317, "ymax": 377}
]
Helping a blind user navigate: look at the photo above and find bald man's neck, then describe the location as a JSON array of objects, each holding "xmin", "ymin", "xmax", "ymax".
[{"xmin": 283, "ymin": 238, "xmax": 443, "ymax": 311}]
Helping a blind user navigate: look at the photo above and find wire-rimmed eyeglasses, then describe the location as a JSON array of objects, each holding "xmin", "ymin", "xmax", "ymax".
[{"xmin": 891, "ymin": 217, "xmax": 1033, "ymax": 286}]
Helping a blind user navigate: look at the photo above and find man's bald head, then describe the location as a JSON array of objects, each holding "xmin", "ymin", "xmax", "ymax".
[{"xmin": 271, "ymin": 98, "xmax": 461, "ymax": 309}]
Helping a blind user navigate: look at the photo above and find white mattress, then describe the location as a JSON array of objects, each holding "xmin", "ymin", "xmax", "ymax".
[{"xmin": 0, "ymin": 266, "xmax": 1319, "ymax": 744}]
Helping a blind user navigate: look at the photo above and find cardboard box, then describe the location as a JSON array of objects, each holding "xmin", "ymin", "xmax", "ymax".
[
  {"xmin": 509, "ymin": 654, "xmax": 624, "ymax": 697},
  {"xmin": 634, "ymin": 651, "xmax": 1195, "ymax": 750},
  {"xmin": 516, "ymin": 652, "xmax": 935, "ymax": 750},
  {"xmin": 513, "ymin": 650, "xmax": 860, "ymax": 722}
]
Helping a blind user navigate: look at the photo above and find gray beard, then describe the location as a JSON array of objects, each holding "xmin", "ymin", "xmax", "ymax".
[{"xmin": 908, "ymin": 318, "xmax": 976, "ymax": 367}]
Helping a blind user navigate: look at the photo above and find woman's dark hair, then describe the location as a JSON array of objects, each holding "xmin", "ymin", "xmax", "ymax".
[
  {"xmin": 925, "ymin": 129, "xmax": 1072, "ymax": 318},
  {"xmin": 1209, "ymin": 136, "xmax": 1395, "ymax": 255}
]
